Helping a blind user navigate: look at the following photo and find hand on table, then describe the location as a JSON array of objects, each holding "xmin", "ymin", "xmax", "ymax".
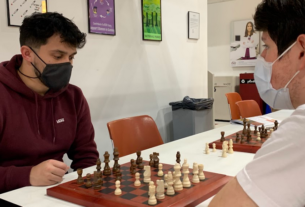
[{"xmin": 30, "ymin": 159, "xmax": 69, "ymax": 186}]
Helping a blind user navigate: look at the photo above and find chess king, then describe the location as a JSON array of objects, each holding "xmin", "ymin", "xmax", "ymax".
[
  {"xmin": 210, "ymin": 0, "xmax": 305, "ymax": 206},
  {"xmin": 0, "ymin": 12, "xmax": 99, "ymax": 193}
]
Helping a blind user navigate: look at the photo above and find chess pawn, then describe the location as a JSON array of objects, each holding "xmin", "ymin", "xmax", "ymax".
[
  {"xmin": 77, "ymin": 168, "xmax": 84, "ymax": 184},
  {"xmin": 164, "ymin": 174, "xmax": 168, "ymax": 188},
  {"xmin": 192, "ymin": 163, "xmax": 200, "ymax": 183},
  {"xmin": 156, "ymin": 180, "xmax": 165, "ymax": 200},
  {"xmin": 134, "ymin": 172, "xmax": 141, "ymax": 186},
  {"xmin": 198, "ymin": 164, "xmax": 205, "ymax": 181},
  {"xmin": 130, "ymin": 159, "xmax": 137, "ymax": 174},
  {"xmin": 228, "ymin": 139, "xmax": 234, "ymax": 154},
  {"xmin": 182, "ymin": 160, "xmax": 191, "ymax": 187},
  {"xmin": 220, "ymin": 131, "xmax": 225, "ymax": 142},
  {"xmin": 114, "ymin": 180, "xmax": 122, "ymax": 195},
  {"xmin": 138, "ymin": 157, "xmax": 144, "ymax": 169},
  {"xmin": 148, "ymin": 181, "xmax": 154, "ymax": 195},
  {"xmin": 257, "ymin": 132, "xmax": 261, "ymax": 141},
  {"xmin": 136, "ymin": 151, "xmax": 141, "ymax": 165},
  {"xmin": 176, "ymin": 151, "xmax": 181, "ymax": 165},
  {"xmin": 166, "ymin": 172, "xmax": 175, "ymax": 195},
  {"xmin": 205, "ymin": 143, "xmax": 210, "ymax": 154},
  {"xmin": 222, "ymin": 144, "xmax": 227, "ymax": 158},
  {"xmin": 236, "ymin": 133, "xmax": 240, "ymax": 143},
  {"xmin": 226, "ymin": 141, "xmax": 229, "ymax": 153},
  {"xmin": 144, "ymin": 166, "xmax": 151, "ymax": 183},
  {"xmin": 96, "ymin": 158, "xmax": 101, "ymax": 172},
  {"xmin": 85, "ymin": 173, "xmax": 92, "ymax": 188},
  {"xmin": 157, "ymin": 164, "xmax": 163, "ymax": 177},
  {"xmin": 173, "ymin": 163, "xmax": 183, "ymax": 191},
  {"xmin": 148, "ymin": 184, "xmax": 157, "ymax": 205},
  {"xmin": 212, "ymin": 143, "xmax": 216, "ymax": 152}
]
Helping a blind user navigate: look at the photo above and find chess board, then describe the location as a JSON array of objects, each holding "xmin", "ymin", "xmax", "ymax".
[
  {"xmin": 209, "ymin": 130, "xmax": 270, "ymax": 153},
  {"xmin": 47, "ymin": 161, "xmax": 232, "ymax": 207}
]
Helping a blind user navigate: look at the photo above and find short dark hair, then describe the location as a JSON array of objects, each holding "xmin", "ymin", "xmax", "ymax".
[
  {"xmin": 20, "ymin": 12, "xmax": 86, "ymax": 49},
  {"xmin": 254, "ymin": 0, "xmax": 305, "ymax": 55}
]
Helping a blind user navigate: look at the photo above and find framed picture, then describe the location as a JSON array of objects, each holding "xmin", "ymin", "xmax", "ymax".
[
  {"xmin": 88, "ymin": 0, "xmax": 116, "ymax": 36},
  {"xmin": 188, "ymin": 11, "xmax": 200, "ymax": 40},
  {"xmin": 141, "ymin": 0, "xmax": 162, "ymax": 41},
  {"xmin": 230, "ymin": 19, "xmax": 260, "ymax": 67},
  {"xmin": 6, "ymin": 0, "xmax": 48, "ymax": 27}
]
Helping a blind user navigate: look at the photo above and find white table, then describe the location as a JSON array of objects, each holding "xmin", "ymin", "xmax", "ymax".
[{"xmin": 0, "ymin": 110, "xmax": 294, "ymax": 207}]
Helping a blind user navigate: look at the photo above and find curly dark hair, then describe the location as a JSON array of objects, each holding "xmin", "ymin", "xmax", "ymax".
[
  {"xmin": 20, "ymin": 12, "xmax": 86, "ymax": 49},
  {"xmin": 254, "ymin": 0, "xmax": 305, "ymax": 55}
]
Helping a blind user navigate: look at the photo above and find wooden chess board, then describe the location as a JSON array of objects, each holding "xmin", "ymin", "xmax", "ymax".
[
  {"xmin": 47, "ymin": 161, "xmax": 232, "ymax": 207},
  {"xmin": 209, "ymin": 130, "xmax": 270, "ymax": 153}
]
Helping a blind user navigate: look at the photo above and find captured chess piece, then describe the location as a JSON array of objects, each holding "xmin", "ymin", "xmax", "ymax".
[
  {"xmin": 205, "ymin": 143, "xmax": 210, "ymax": 154},
  {"xmin": 134, "ymin": 172, "xmax": 141, "ymax": 186},
  {"xmin": 212, "ymin": 143, "xmax": 216, "ymax": 152},
  {"xmin": 115, "ymin": 180, "xmax": 122, "ymax": 195},
  {"xmin": 130, "ymin": 159, "xmax": 137, "ymax": 174},
  {"xmin": 274, "ymin": 120, "xmax": 278, "ymax": 131},
  {"xmin": 85, "ymin": 173, "xmax": 92, "ymax": 188},
  {"xmin": 103, "ymin": 151, "xmax": 111, "ymax": 176},
  {"xmin": 220, "ymin": 131, "xmax": 225, "ymax": 142},
  {"xmin": 176, "ymin": 151, "xmax": 181, "ymax": 165},
  {"xmin": 77, "ymin": 168, "xmax": 84, "ymax": 184}
]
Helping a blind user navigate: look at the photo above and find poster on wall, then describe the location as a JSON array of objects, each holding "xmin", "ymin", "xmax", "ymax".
[
  {"xmin": 6, "ymin": 0, "xmax": 47, "ymax": 27},
  {"xmin": 88, "ymin": 0, "xmax": 116, "ymax": 36},
  {"xmin": 188, "ymin": 11, "xmax": 200, "ymax": 40},
  {"xmin": 141, "ymin": 0, "xmax": 162, "ymax": 41},
  {"xmin": 230, "ymin": 20, "xmax": 260, "ymax": 67}
]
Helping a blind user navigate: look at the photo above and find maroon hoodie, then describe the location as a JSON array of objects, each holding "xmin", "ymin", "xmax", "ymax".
[{"xmin": 0, "ymin": 55, "xmax": 99, "ymax": 193}]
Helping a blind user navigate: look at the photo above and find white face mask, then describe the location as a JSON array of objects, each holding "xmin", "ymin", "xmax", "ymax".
[{"xmin": 254, "ymin": 41, "xmax": 300, "ymax": 109}]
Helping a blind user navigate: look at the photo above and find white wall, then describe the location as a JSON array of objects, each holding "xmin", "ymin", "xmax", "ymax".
[
  {"xmin": 208, "ymin": 0, "xmax": 261, "ymax": 76},
  {"xmin": 0, "ymin": 0, "xmax": 208, "ymax": 160}
]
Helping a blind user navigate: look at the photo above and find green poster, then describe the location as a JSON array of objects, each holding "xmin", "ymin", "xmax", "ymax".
[{"xmin": 142, "ymin": 0, "xmax": 162, "ymax": 41}]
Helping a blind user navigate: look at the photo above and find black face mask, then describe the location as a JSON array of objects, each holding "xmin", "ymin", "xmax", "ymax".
[{"xmin": 19, "ymin": 47, "xmax": 73, "ymax": 91}]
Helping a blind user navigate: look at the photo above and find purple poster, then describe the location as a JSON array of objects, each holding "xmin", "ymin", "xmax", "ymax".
[{"xmin": 88, "ymin": 0, "xmax": 115, "ymax": 35}]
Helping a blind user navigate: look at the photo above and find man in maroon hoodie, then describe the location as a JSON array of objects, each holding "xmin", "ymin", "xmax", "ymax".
[{"xmin": 0, "ymin": 12, "xmax": 99, "ymax": 193}]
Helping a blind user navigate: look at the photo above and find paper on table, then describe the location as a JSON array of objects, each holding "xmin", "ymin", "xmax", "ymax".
[{"xmin": 247, "ymin": 116, "xmax": 281, "ymax": 127}]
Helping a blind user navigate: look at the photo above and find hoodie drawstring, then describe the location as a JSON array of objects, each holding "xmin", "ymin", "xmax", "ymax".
[
  {"xmin": 35, "ymin": 94, "xmax": 40, "ymax": 135},
  {"xmin": 51, "ymin": 98, "xmax": 56, "ymax": 144}
]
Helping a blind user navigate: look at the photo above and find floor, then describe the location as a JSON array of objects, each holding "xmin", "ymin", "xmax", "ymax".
[{"xmin": 214, "ymin": 121, "xmax": 230, "ymax": 128}]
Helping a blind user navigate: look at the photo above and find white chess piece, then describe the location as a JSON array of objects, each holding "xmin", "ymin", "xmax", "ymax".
[
  {"xmin": 164, "ymin": 174, "xmax": 168, "ymax": 188},
  {"xmin": 222, "ymin": 142, "xmax": 227, "ymax": 158},
  {"xmin": 182, "ymin": 160, "xmax": 191, "ymax": 187},
  {"xmin": 114, "ymin": 180, "xmax": 122, "ymax": 195},
  {"xmin": 212, "ymin": 143, "xmax": 216, "ymax": 152},
  {"xmin": 157, "ymin": 164, "xmax": 163, "ymax": 177},
  {"xmin": 144, "ymin": 166, "xmax": 151, "ymax": 183},
  {"xmin": 226, "ymin": 141, "xmax": 229, "ymax": 153},
  {"xmin": 148, "ymin": 181, "xmax": 154, "ymax": 195},
  {"xmin": 166, "ymin": 172, "xmax": 175, "ymax": 195},
  {"xmin": 257, "ymin": 132, "xmax": 261, "ymax": 141},
  {"xmin": 148, "ymin": 183, "xmax": 157, "ymax": 205},
  {"xmin": 156, "ymin": 180, "xmax": 165, "ymax": 200},
  {"xmin": 205, "ymin": 143, "xmax": 210, "ymax": 154},
  {"xmin": 134, "ymin": 172, "xmax": 141, "ymax": 186},
  {"xmin": 174, "ymin": 163, "xmax": 183, "ymax": 191},
  {"xmin": 198, "ymin": 164, "xmax": 205, "ymax": 181},
  {"xmin": 228, "ymin": 139, "xmax": 234, "ymax": 154},
  {"xmin": 192, "ymin": 163, "xmax": 200, "ymax": 183}
]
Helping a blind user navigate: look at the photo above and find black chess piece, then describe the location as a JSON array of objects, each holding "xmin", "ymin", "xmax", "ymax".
[
  {"xmin": 254, "ymin": 126, "xmax": 258, "ymax": 135},
  {"xmin": 149, "ymin": 154, "xmax": 154, "ymax": 167},
  {"xmin": 153, "ymin": 152, "xmax": 159, "ymax": 168},
  {"xmin": 136, "ymin": 151, "xmax": 141, "ymax": 165},
  {"xmin": 103, "ymin": 151, "xmax": 111, "ymax": 176},
  {"xmin": 236, "ymin": 133, "xmax": 240, "ymax": 143},
  {"xmin": 130, "ymin": 159, "xmax": 137, "ymax": 174},
  {"xmin": 176, "ymin": 151, "xmax": 181, "ymax": 164},
  {"xmin": 220, "ymin": 131, "xmax": 225, "ymax": 142},
  {"xmin": 137, "ymin": 157, "xmax": 144, "ymax": 169},
  {"xmin": 96, "ymin": 158, "xmax": 101, "ymax": 172}
]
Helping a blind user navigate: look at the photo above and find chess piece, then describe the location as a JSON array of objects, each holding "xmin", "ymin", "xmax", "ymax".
[
  {"xmin": 148, "ymin": 183, "xmax": 157, "ymax": 205},
  {"xmin": 77, "ymin": 168, "xmax": 84, "ymax": 184},
  {"xmin": 173, "ymin": 163, "xmax": 183, "ymax": 191},
  {"xmin": 212, "ymin": 143, "xmax": 216, "ymax": 152},
  {"xmin": 164, "ymin": 174, "xmax": 168, "ymax": 188},
  {"xmin": 222, "ymin": 142, "xmax": 227, "ymax": 158},
  {"xmin": 247, "ymin": 134, "xmax": 252, "ymax": 142},
  {"xmin": 247, "ymin": 122, "xmax": 251, "ymax": 131},
  {"xmin": 176, "ymin": 151, "xmax": 181, "ymax": 165},
  {"xmin": 265, "ymin": 129, "xmax": 268, "ymax": 138},
  {"xmin": 136, "ymin": 151, "xmax": 141, "ymax": 165},
  {"xmin": 269, "ymin": 128, "xmax": 274, "ymax": 137},
  {"xmin": 274, "ymin": 120, "xmax": 278, "ymax": 131},
  {"xmin": 205, "ymin": 143, "xmax": 210, "ymax": 154},
  {"xmin": 157, "ymin": 164, "xmax": 163, "ymax": 177},
  {"xmin": 257, "ymin": 132, "xmax": 261, "ymax": 141},
  {"xmin": 261, "ymin": 125, "xmax": 266, "ymax": 138},
  {"xmin": 243, "ymin": 120, "xmax": 247, "ymax": 135},
  {"xmin": 228, "ymin": 139, "xmax": 234, "ymax": 154},
  {"xmin": 220, "ymin": 131, "xmax": 225, "ymax": 142},
  {"xmin": 182, "ymin": 159, "xmax": 191, "ymax": 187},
  {"xmin": 149, "ymin": 154, "xmax": 154, "ymax": 167},
  {"xmin": 114, "ymin": 180, "xmax": 122, "ymax": 195},
  {"xmin": 144, "ymin": 165, "xmax": 151, "ymax": 183},
  {"xmin": 254, "ymin": 125, "xmax": 258, "ymax": 135},
  {"xmin": 134, "ymin": 172, "xmax": 141, "ymax": 186},
  {"xmin": 156, "ymin": 180, "xmax": 165, "ymax": 199},
  {"xmin": 148, "ymin": 181, "xmax": 154, "ymax": 195},
  {"xmin": 85, "ymin": 173, "xmax": 92, "ymax": 188},
  {"xmin": 236, "ymin": 133, "xmax": 240, "ymax": 143},
  {"xmin": 96, "ymin": 158, "xmax": 101, "ymax": 172},
  {"xmin": 153, "ymin": 152, "xmax": 159, "ymax": 168},
  {"xmin": 115, "ymin": 171, "xmax": 122, "ymax": 182},
  {"xmin": 137, "ymin": 157, "xmax": 144, "ymax": 169},
  {"xmin": 130, "ymin": 159, "xmax": 137, "ymax": 174},
  {"xmin": 166, "ymin": 172, "xmax": 175, "ymax": 195},
  {"xmin": 198, "ymin": 164, "xmax": 205, "ymax": 180},
  {"xmin": 192, "ymin": 163, "xmax": 200, "ymax": 183},
  {"xmin": 103, "ymin": 151, "xmax": 111, "ymax": 176},
  {"xmin": 93, "ymin": 171, "xmax": 102, "ymax": 190},
  {"xmin": 112, "ymin": 147, "xmax": 120, "ymax": 174}
]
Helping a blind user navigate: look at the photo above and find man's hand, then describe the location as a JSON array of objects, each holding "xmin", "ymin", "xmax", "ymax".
[{"xmin": 29, "ymin": 160, "xmax": 69, "ymax": 186}]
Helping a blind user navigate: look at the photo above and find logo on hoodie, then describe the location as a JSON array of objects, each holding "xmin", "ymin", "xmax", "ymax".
[{"xmin": 56, "ymin": 118, "xmax": 65, "ymax": 124}]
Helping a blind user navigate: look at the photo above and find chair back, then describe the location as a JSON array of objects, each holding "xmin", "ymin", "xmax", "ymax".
[
  {"xmin": 107, "ymin": 115, "xmax": 164, "ymax": 157},
  {"xmin": 236, "ymin": 100, "xmax": 262, "ymax": 118},
  {"xmin": 225, "ymin": 92, "xmax": 242, "ymax": 120}
]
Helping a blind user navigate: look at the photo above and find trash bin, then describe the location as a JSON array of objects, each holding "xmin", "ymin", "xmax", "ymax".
[{"xmin": 169, "ymin": 96, "xmax": 214, "ymax": 140}]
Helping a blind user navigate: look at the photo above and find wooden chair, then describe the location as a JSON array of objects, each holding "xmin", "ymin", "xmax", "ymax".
[
  {"xmin": 225, "ymin": 92, "xmax": 242, "ymax": 120},
  {"xmin": 236, "ymin": 100, "xmax": 262, "ymax": 118},
  {"xmin": 107, "ymin": 115, "xmax": 164, "ymax": 157}
]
